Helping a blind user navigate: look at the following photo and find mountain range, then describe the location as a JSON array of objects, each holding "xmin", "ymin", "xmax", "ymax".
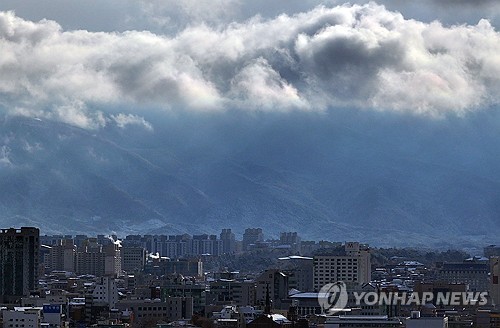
[{"xmin": 1, "ymin": 109, "xmax": 500, "ymax": 248}]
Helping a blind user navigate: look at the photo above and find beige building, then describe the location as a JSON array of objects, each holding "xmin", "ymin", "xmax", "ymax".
[
  {"xmin": 104, "ymin": 243, "xmax": 122, "ymax": 277},
  {"xmin": 313, "ymin": 242, "xmax": 371, "ymax": 291},
  {"xmin": 49, "ymin": 239, "xmax": 76, "ymax": 272}
]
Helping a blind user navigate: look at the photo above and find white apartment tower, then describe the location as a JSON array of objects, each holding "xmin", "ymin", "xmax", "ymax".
[
  {"xmin": 104, "ymin": 243, "xmax": 122, "ymax": 277},
  {"xmin": 92, "ymin": 277, "xmax": 119, "ymax": 308},
  {"xmin": 313, "ymin": 242, "xmax": 371, "ymax": 291}
]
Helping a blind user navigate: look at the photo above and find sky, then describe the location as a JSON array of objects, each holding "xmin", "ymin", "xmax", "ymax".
[{"xmin": 1, "ymin": 0, "xmax": 500, "ymax": 129}]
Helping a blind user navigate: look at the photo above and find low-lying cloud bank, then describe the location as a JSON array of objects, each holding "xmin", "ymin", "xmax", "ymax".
[{"xmin": 1, "ymin": 3, "xmax": 500, "ymax": 129}]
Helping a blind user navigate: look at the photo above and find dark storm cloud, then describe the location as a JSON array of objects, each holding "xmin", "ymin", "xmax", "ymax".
[{"xmin": 295, "ymin": 27, "xmax": 405, "ymax": 100}]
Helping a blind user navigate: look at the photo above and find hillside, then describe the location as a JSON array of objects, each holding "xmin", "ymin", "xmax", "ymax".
[{"xmin": 1, "ymin": 110, "xmax": 499, "ymax": 248}]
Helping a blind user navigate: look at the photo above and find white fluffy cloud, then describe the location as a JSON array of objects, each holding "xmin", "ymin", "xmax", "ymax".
[
  {"xmin": 111, "ymin": 113, "xmax": 153, "ymax": 131},
  {"xmin": 1, "ymin": 3, "xmax": 500, "ymax": 128},
  {"xmin": 230, "ymin": 58, "xmax": 310, "ymax": 111}
]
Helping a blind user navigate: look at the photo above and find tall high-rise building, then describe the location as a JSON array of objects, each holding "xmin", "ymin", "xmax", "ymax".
[
  {"xmin": 192, "ymin": 234, "xmax": 222, "ymax": 256},
  {"xmin": 255, "ymin": 269, "xmax": 289, "ymax": 310},
  {"xmin": 122, "ymin": 245, "xmax": 146, "ymax": 273},
  {"xmin": 279, "ymin": 232, "xmax": 302, "ymax": 253},
  {"xmin": 220, "ymin": 229, "xmax": 236, "ymax": 254},
  {"xmin": 75, "ymin": 238, "xmax": 122, "ymax": 277},
  {"xmin": 76, "ymin": 238, "xmax": 106, "ymax": 276},
  {"xmin": 313, "ymin": 242, "xmax": 371, "ymax": 291},
  {"xmin": 243, "ymin": 228, "xmax": 264, "ymax": 251},
  {"xmin": 104, "ymin": 242, "xmax": 122, "ymax": 277},
  {"xmin": 0, "ymin": 227, "xmax": 40, "ymax": 303},
  {"xmin": 49, "ymin": 239, "xmax": 76, "ymax": 272}
]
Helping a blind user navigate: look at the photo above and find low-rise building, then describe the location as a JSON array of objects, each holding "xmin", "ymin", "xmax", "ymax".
[
  {"xmin": 3, "ymin": 307, "xmax": 42, "ymax": 328},
  {"xmin": 405, "ymin": 311, "xmax": 448, "ymax": 328},
  {"xmin": 115, "ymin": 297, "xmax": 193, "ymax": 324},
  {"xmin": 438, "ymin": 261, "xmax": 488, "ymax": 292},
  {"xmin": 324, "ymin": 315, "xmax": 403, "ymax": 328}
]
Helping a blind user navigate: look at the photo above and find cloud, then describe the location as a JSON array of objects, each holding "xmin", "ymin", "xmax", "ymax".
[
  {"xmin": 9, "ymin": 102, "xmax": 106, "ymax": 130},
  {"xmin": 0, "ymin": 145, "xmax": 12, "ymax": 167},
  {"xmin": 111, "ymin": 113, "xmax": 153, "ymax": 131},
  {"xmin": 230, "ymin": 58, "xmax": 310, "ymax": 111},
  {"xmin": 22, "ymin": 140, "xmax": 42, "ymax": 153},
  {"xmin": 53, "ymin": 102, "xmax": 107, "ymax": 129},
  {"xmin": 1, "ymin": 3, "xmax": 500, "ymax": 128}
]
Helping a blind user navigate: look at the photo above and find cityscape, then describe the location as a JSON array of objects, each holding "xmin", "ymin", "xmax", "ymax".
[
  {"xmin": 1, "ymin": 227, "xmax": 500, "ymax": 327},
  {"xmin": 1, "ymin": 0, "xmax": 500, "ymax": 328}
]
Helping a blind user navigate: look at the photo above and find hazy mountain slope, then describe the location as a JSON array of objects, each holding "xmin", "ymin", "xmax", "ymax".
[
  {"xmin": 0, "ymin": 117, "xmax": 210, "ymax": 235},
  {"xmin": 1, "ymin": 110, "xmax": 500, "ymax": 247}
]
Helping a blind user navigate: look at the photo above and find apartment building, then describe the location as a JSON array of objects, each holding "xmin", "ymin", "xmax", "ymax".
[
  {"xmin": 0, "ymin": 227, "xmax": 40, "ymax": 303},
  {"xmin": 313, "ymin": 242, "xmax": 371, "ymax": 291}
]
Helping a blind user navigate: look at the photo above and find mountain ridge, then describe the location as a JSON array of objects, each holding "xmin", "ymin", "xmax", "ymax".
[{"xmin": 1, "ymin": 111, "xmax": 499, "ymax": 248}]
